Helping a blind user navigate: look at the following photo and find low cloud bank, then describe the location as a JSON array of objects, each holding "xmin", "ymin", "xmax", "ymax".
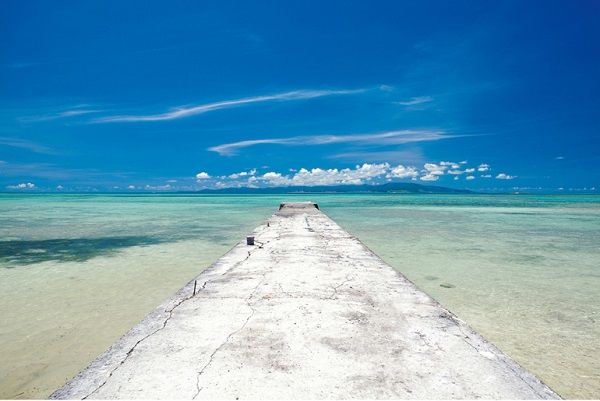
[
  {"xmin": 6, "ymin": 182, "xmax": 36, "ymax": 189},
  {"xmin": 194, "ymin": 161, "xmax": 515, "ymax": 188}
]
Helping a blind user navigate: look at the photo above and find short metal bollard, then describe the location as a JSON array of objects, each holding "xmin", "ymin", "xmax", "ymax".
[{"xmin": 246, "ymin": 236, "xmax": 255, "ymax": 246}]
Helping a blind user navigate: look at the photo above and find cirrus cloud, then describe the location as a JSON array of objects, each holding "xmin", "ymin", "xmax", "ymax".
[
  {"xmin": 93, "ymin": 88, "xmax": 366, "ymax": 123},
  {"xmin": 209, "ymin": 129, "xmax": 454, "ymax": 156},
  {"xmin": 394, "ymin": 96, "xmax": 433, "ymax": 106}
]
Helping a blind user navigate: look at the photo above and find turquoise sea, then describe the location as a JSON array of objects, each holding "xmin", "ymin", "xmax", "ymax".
[{"xmin": 0, "ymin": 194, "xmax": 598, "ymax": 399}]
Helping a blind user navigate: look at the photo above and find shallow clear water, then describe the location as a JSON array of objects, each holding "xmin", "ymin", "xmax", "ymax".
[{"xmin": 0, "ymin": 194, "xmax": 598, "ymax": 398}]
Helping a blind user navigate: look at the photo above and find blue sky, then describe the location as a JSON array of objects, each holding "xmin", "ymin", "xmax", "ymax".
[{"xmin": 1, "ymin": 0, "xmax": 599, "ymax": 192}]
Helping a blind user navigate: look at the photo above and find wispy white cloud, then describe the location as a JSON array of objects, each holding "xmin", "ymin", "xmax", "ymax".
[
  {"xmin": 379, "ymin": 84, "xmax": 395, "ymax": 92},
  {"xmin": 209, "ymin": 138, "xmax": 291, "ymax": 156},
  {"xmin": 209, "ymin": 129, "xmax": 451, "ymax": 156},
  {"xmin": 59, "ymin": 109, "xmax": 100, "ymax": 117},
  {"xmin": 94, "ymin": 89, "xmax": 366, "ymax": 123},
  {"xmin": 0, "ymin": 137, "xmax": 54, "ymax": 154},
  {"xmin": 394, "ymin": 96, "xmax": 433, "ymax": 106},
  {"xmin": 21, "ymin": 108, "xmax": 102, "ymax": 122}
]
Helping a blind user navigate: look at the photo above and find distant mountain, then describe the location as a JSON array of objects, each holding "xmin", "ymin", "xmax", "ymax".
[{"xmin": 189, "ymin": 182, "xmax": 472, "ymax": 194}]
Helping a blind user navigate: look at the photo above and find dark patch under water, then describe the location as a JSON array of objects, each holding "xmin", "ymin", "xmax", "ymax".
[{"xmin": 0, "ymin": 236, "xmax": 161, "ymax": 266}]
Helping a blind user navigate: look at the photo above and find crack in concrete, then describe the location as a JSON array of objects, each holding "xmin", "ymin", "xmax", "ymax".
[
  {"xmin": 302, "ymin": 214, "xmax": 360, "ymax": 302},
  {"xmin": 192, "ymin": 236, "xmax": 275, "ymax": 399},
  {"xmin": 277, "ymin": 283, "xmax": 294, "ymax": 298},
  {"xmin": 82, "ymin": 291, "xmax": 196, "ymax": 399},
  {"xmin": 82, "ymin": 231, "xmax": 276, "ymax": 400},
  {"xmin": 328, "ymin": 274, "xmax": 354, "ymax": 299},
  {"xmin": 194, "ymin": 280, "xmax": 208, "ymax": 296},
  {"xmin": 192, "ymin": 274, "xmax": 268, "ymax": 399},
  {"xmin": 192, "ymin": 303, "xmax": 256, "ymax": 400},
  {"xmin": 215, "ymin": 231, "xmax": 274, "ymax": 279}
]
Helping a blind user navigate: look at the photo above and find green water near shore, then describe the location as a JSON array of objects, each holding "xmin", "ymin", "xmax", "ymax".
[{"xmin": 0, "ymin": 194, "xmax": 598, "ymax": 398}]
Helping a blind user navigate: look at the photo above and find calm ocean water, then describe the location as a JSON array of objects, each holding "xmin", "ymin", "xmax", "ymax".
[{"xmin": 0, "ymin": 194, "xmax": 598, "ymax": 398}]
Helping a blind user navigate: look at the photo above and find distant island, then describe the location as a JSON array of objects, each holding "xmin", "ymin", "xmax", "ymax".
[{"xmin": 190, "ymin": 182, "xmax": 473, "ymax": 194}]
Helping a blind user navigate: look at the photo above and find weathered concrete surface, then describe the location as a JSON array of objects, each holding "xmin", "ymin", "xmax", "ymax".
[{"xmin": 51, "ymin": 202, "xmax": 559, "ymax": 400}]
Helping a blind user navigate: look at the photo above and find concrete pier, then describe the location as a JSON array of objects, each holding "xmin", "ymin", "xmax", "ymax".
[{"xmin": 52, "ymin": 202, "xmax": 559, "ymax": 399}]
